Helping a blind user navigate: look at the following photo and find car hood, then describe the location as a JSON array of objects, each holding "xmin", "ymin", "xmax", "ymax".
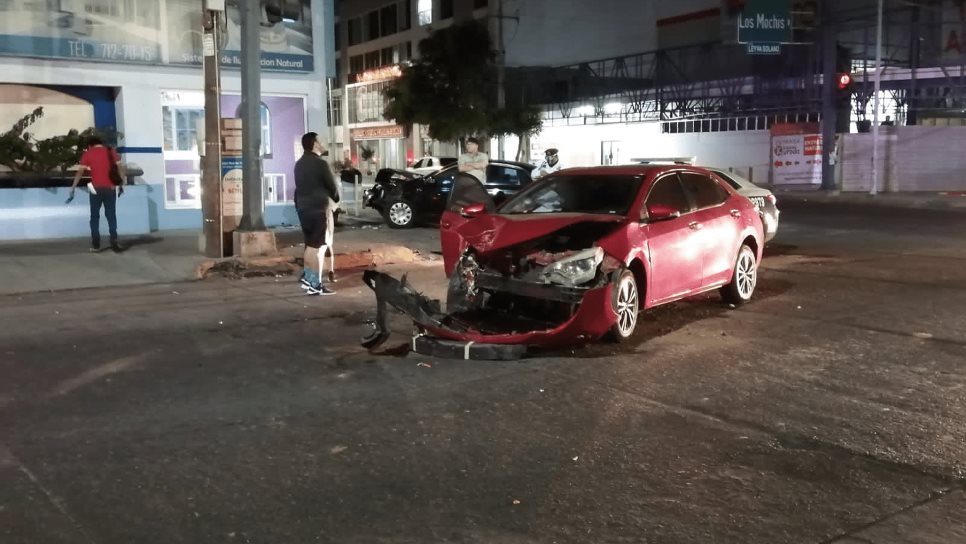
[{"xmin": 456, "ymin": 213, "xmax": 625, "ymax": 253}]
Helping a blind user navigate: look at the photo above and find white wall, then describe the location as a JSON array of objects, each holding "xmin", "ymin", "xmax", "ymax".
[
  {"xmin": 502, "ymin": 0, "xmax": 657, "ymax": 67},
  {"xmin": 536, "ymin": 122, "xmax": 772, "ymax": 181}
]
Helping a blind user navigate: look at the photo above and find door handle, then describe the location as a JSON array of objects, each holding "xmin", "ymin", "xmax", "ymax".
[
  {"xmin": 730, "ymin": 209, "xmax": 742, "ymax": 218},
  {"xmin": 688, "ymin": 221, "xmax": 703, "ymax": 231}
]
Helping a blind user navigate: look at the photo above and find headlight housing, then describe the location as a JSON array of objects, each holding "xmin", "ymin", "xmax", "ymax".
[{"xmin": 543, "ymin": 247, "xmax": 604, "ymax": 286}]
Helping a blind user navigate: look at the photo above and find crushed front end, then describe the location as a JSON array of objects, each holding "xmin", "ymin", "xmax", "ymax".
[{"xmin": 362, "ymin": 223, "xmax": 625, "ymax": 357}]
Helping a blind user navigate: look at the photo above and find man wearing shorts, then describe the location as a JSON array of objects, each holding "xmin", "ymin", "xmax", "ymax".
[{"xmin": 294, "ymin": 132, "xmax": 340, "ymax": 296}]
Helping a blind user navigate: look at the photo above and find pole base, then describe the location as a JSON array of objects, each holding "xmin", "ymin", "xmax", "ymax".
[{"xmin": 232, "ymin": 230, "xmax": 277, "ymax": 259}]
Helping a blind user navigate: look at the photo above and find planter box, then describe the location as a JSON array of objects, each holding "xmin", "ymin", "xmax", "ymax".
[{"xmin": 0, "ymin": 168, "xmax": 145, "ymax": 189}]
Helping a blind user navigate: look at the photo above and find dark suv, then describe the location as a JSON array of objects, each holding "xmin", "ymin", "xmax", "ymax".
[{"xmin": 364, "ymin": 161, "xmax": 536, "ymax": 228}]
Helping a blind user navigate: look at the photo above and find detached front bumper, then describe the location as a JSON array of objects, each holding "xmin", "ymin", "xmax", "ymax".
[{"xmin": 360, "ymin": 270, "xmax": 617, "ymax": 355}]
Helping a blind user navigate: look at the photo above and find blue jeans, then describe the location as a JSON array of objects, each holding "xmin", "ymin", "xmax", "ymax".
[{"xmin": 89, "ymin": 189, "xmax": 117, "ymax": 247}]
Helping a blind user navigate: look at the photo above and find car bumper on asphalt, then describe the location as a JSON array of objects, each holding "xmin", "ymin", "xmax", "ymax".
[{"xmin": 360, "ymin": 270, "xmax": 617, "ymax": 358}]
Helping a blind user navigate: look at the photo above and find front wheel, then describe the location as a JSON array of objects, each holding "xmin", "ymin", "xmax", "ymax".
[
  {"xmin": 721, "ymin": 245, "xmax": 758, "ymax": 305},
  {"xmin": 383, "ymin": 200, "xmax": 416, "ymax": 229},
  {"xmin": 608, "ymin": 269, "xmax": 640, "ymax": 342}
]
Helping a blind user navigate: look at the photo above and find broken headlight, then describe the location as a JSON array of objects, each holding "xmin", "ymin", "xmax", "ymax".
[{"xmin": 542, "ymin": 247, "xmax": 604, "ymax": 286}]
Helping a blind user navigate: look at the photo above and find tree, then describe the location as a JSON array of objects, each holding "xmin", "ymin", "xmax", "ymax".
[{"xmin": 384, "ymin": 19, "xmax": 541, "ymax": 149}]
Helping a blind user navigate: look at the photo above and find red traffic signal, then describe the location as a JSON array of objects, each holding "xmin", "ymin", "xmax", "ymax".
[{"xmin": 837, "ymin": 73, "xmax": 853, "ymax": 90}]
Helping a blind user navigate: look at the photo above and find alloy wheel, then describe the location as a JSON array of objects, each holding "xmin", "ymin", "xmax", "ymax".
[
  {"xmin": 388, "ymin": 202, "xmax": 413, "ymax": 226},
  {"xmin": 615, "ymin": 273, "xmax": 639, "ymax": 338}
]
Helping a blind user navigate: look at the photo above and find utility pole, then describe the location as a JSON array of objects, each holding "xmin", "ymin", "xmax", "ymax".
[
  {"xmin": 870, "ymin": 0, "xmax": 883, "ymax": 195},
  {"xmin": 496, "ymin": 0, "xmax": 506, "ymax": 160},
  {"xmin": 819, "ymin": 0, "xmax": 837, "ymax": 191},
  {"xmin": 201, "ymin": 2, "xmax": 223, "ymax": 258},
  {"xmin": 238, "ymin": 0, "xmax": 266, "ymax": 231}
]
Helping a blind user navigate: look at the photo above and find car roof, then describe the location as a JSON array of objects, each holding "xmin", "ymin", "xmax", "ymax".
[
  {"xmin": 439, "ymin": 159, "xmax": 535, "ymax": 171},
  {"xmin": 553, "ymin": 165, "xmax": 705, "ymax": 177}
]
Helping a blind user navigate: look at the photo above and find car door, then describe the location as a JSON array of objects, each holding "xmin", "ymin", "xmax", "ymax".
[
  {"xmin": 418, "ymin": 166, "xmax": 457, "ymax": 215},
  {"xmin": 440, "ymin": 174, "xmax": 496, "ymax": 275},
  {"xmin": 678, "ymin": 171, "xmax": 741, "ymax": 287},
  {"xmin": 641, "ymin": 173, "xmax": 706, "ymax": 304}
]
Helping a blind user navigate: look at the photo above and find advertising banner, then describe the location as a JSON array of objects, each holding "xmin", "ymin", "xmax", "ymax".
[
  {"xmin": 771, "ymin": 123, "xmax": 822, "ymax": 185},
  {"xmin": 0, "ymin": 0, "xmax": 314, "ymax": 73}
]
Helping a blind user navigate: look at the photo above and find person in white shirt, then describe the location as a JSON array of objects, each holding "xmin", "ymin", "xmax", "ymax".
[
  {"xmin": 534, "ymin": 148, "xmax": 563, "ymax": 179},
  {"xmin": 458, "ymin": 137, "xmax": 488, "ymax": 183}
]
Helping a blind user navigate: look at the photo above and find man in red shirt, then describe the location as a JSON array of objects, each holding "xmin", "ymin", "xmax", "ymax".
[{"xmin": 70, "ymin": 137, "xmax": 125, "ymax": 252}]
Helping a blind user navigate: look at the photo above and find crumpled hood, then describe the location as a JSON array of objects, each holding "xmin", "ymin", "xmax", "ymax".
[{"xmin": 456, "ymin": 213, "xmax": 625, "ymax": 253}]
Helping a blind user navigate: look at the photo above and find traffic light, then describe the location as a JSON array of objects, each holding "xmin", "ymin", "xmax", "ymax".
[{"xmin": 837, "ymin": 73, "xmax": 853, "ymax": 91}]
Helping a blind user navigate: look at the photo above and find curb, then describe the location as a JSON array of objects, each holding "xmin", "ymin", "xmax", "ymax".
[{"xmin": 196, "ymin": 243, "xmax": 423, "ymax": 280}]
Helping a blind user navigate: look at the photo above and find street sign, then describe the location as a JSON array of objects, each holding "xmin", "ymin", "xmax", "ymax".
[
  {"xmin": 737, "ymin": 0, "xmax": 793, "ymax": 45},
  {"xmin": 747, "ymin": 43, "xmax": 782, "ymax": 55}
]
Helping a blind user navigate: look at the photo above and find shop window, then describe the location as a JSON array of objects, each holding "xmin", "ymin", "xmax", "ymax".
[
  {"xmin": 162, "ymin": 106, "xmax": 204, "ymax": 154},
  {"xmin": 350, "ymin": 54, "xmax": 364, "ymax": 74},
  {"xmin": 381, "ymin": 47, "xmax": 396, "ymax": 66},
  {"xmin": 367, "ymin": 10, "xmax": 380, "ymax": 41},
  {"xmin": 440, "ymin": 0, "xmax": 454, "ymax": 19},
  {"xmin": 233, "ymin": 102, "xmax": 272, "ymax": 158},
  {"xmin": 418, "ymin": 0, "xmax": 431, "ymax": 25},
  {"xmin": 264, "ymin": 173, "xmax": 292, "ymax": 204},
  {"xmin": 401, "ymin": 0, "xmax": 412, "ymax": 30},
  {"xmin": 381, "ymin": 4, "xmax": 398, "ymax": 36},
  {"xmin": 164, "ymin": 175, "xmax": 201, "ymax": 208},
  {"xmin": 365, "ymin": 51, "xmax": 380, "ymax": 69},
  {"xmin": 347, "ymin": 17, "xmax": 362, "ymax": 46}
]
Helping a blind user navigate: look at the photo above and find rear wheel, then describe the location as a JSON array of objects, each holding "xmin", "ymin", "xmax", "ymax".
[
  {"xmin": 608, "ymin": 270, "xmax": 640, "ymax": 342},
  {"xmin": 384, "ymin": 200, "xmax": 415, "ymax": 229},
  {"xmin": 721, "ymin": 245, "xmax": 758, "ymax": 305}
]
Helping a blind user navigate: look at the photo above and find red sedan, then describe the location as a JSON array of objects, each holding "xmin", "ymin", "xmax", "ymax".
[{"xmin": 363, "ymin": 165, "xmax": 763, "ymax": 351}]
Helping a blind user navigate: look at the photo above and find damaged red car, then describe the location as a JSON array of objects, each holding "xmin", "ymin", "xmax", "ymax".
[{"xmin": 363, "ymin": 165, "xmax": 763, "ymax": 353}]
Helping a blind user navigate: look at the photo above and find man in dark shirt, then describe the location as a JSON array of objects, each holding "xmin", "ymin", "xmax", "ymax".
[{"xmin": 295, "ymin": 132, "xmax": 340, "ymax": 295}]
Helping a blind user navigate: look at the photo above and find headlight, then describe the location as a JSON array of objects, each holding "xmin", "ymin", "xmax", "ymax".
[{"xmin": 543, "ymin": 247, "xmax": 604, "ymax": 286}]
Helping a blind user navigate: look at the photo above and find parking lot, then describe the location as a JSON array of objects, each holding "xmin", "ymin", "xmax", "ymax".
[{"xmin": 1, "ymin": 200, "xmax": 965, "ymax": 543}]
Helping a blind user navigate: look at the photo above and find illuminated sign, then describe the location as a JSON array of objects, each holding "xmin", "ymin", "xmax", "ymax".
[
  {"xmin": 351, "ymin": 65, "xmax": 403, "ymax": 83},
  {"xmin": 351, "ymin": 125, "xmax": 405, "ymax": 139}
]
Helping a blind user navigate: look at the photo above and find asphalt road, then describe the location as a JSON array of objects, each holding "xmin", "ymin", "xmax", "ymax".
[{"xmin": 2, "ymin": 201, "xmax": 965, "ymax": 544}]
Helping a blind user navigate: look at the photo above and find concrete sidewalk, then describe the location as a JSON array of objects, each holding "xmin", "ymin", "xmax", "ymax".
[
  {"xmin": 774, "ymin": 189, "xmax": 966, "ymax": 211},
  {"xmin": 0, "ymin": 209, "xmax": 442, "ymax": 296}
]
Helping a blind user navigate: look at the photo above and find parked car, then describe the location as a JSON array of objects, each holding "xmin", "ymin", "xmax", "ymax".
[
  {"xmin": 362, "ymin": 165, "xmax": 764, "ymax": 350},
  {"xmin": 709, "ymin": 169, "xmax": 780, "ymax": 242},
  {"xmin": 364, "ymin": 160, "xmax": 536, "ymax": 229},
  {"xmin": 407, "ymin": 156, "xmax": 457, "ymax": 176}
]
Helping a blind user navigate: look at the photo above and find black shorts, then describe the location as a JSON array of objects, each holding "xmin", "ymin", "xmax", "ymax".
[{"xmin": 297, "ymin": 208, "xmax": 327, "ymax": 249}]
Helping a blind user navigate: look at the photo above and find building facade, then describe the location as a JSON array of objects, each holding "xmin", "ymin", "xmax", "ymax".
[{"xmin": 0, "ymin": 0, "xmax": 333, "ymax": 239}]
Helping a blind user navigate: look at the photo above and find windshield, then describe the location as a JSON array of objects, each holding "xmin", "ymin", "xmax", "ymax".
[{"xmin": 500, "ymin": 175, "xmax": 642, "ymax": 215}]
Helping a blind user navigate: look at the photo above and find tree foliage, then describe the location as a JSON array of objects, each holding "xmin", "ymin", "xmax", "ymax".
[
  {"xmin": 384, "ymin": 19, "xmax": 541, "ymax": 144},
  {"xmin": 0, "ymin": 107, "xmax": 122, "ymax": 173}
]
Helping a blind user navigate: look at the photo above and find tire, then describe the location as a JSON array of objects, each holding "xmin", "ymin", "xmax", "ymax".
[
  {"xmin": 383, "ymin": 199, "xmax": 416, "ymax": 229},
  {"xmin": 608, "ymin": 269, "xmax": 640, "ymax": 342},
  {"xmin": 721, "ymin": 244, "xmax": 758, "ymax": 305}
]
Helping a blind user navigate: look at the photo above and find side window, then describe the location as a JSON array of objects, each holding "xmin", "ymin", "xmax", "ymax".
[
  {"xmin": 644, "ymin": 175, "xmax": 691, "ymax": 218},
  {"xmin": 428, "ymin": 158, "xmax": 438, "ymax": 168},
  {"xmin": 679, "ymin": 172, "xmax": 729, "ymax": 210},
  {"xmin": 485, "ymin": 165, "xmax": 523, "ymax": 186},
  {"xmin": 447, "ymin": 173, "xmax": 495, "ymax": 212},
  {"xmin": 434, "ymin": 167, "xmax": 456, "ymax": 193}
]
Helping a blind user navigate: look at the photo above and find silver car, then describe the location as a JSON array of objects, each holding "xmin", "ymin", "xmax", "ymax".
[{"xmin": 710, "ymin": 169, "xmax": 780, "ymax": 242}]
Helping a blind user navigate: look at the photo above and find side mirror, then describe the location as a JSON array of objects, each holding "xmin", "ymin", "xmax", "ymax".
[
  {"xmin": 645, "ymin": 203, "xmax": 681, "ymax": 222},
  {"xmin": 460, "ymin": 202, "xmax": 488, "ymax": 219}
]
